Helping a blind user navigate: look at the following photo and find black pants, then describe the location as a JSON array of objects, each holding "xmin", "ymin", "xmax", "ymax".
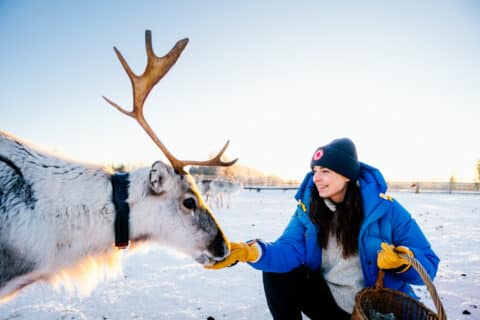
[{"xmin": 262, "ymin": 267, "xmax": 351, "ymax": 320}]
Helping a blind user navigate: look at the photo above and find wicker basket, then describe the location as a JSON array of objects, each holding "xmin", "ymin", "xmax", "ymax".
[{"xmin": 352, "ymin": 255, "xmax": 446, "ymax": 320}]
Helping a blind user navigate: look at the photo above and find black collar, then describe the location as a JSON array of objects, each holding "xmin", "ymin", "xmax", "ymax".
[{"xmin": 111, "ymin": 172, "xmax": 130, "ymax": 249}]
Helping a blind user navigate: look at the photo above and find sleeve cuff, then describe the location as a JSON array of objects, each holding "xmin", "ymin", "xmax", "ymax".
[
  {"xmin": 251, "ymin": 242, "xmax": 263, "ymax": 263},
  {"xmin": 246, "ymin": 239, "xmax": 263, "ymax": 263}
]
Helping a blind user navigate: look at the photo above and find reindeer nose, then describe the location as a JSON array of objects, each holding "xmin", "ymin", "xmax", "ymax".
[{"xmin": 208, "ymin": 231, "xmax": 229, "ymax": 259}]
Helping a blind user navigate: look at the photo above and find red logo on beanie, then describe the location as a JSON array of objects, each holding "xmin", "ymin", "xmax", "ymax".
[{"xmin": 313, "ymin": 149, "xmax": 323, "ymax": 160}]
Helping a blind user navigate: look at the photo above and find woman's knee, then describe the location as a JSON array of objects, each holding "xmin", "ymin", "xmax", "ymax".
[
  {"xmin": 262, "ymin": 269, "xmax": 306, "ymax": 320},
  {"xmin": 262, "ymin": 267, "xmax": 305, "ymax": 294}
]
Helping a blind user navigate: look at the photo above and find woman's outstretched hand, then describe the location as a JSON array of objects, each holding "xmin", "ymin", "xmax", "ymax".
[{"xmin": 205, "ymin": 242, "xmax": 260, "ymax": 270}]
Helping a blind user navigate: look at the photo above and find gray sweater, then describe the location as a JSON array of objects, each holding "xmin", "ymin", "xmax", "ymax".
[{"xmin": 321, "ymin": 199, "xmax": 365, "ymax": 313}]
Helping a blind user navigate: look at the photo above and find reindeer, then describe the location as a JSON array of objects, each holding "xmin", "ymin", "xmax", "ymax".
[
  {"xmin": 197, "ymin": 178, "xmax": 242, "ymax": 209},
  {"xmin": 0, "ymin": 30, "xmax": 236, "ymax": 303}
]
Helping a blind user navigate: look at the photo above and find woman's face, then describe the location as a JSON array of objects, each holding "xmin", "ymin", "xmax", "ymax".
[{"xmin": 312, "ymin": 166, "xmax": 350, "ymax": 203}]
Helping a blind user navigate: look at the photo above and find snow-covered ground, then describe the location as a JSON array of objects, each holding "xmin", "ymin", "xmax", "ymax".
[{"xmin": 1, "ymin": 190, "xmax": 479, "ymax": 320}]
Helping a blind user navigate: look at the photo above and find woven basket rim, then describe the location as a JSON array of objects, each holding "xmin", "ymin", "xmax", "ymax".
[{"xmin": 353, "ymin": 286, "xmax": 438, "ymax": 319}]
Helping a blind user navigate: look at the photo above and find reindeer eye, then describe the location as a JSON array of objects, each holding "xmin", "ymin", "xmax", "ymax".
[{"xmin": 183, "ymin": 198, "xmax": 196, "ymax": 210}]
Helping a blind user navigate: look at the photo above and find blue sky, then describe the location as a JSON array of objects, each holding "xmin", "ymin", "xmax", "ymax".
[{"xmin": 1, "ymin": 1, "xmax": 479, "ymax": 181}]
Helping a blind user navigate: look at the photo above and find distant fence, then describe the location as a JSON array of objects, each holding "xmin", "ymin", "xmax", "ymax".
[
  {"xmin": 244, "ymin": 186, "xmax": 298, "ymax": 192},
  {"xmin": 243, "ymin": 181, "xmax": 480, "ymax": 194},
  {"xmin": 387, "ymin": 181, "xmax": 480, "ymax": 194}
]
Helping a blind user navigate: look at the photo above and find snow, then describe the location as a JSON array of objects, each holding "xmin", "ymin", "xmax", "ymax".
[{"xmin": 1, "ymin": 190, "xmax": 479, "ymax": 320}]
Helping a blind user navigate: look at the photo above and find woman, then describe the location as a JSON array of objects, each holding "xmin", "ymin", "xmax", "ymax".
[{"xmin": 207, "ymin": 138, "xmax": 440, "ymax": 319}]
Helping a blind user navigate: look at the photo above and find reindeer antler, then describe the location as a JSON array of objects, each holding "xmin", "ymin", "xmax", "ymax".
[{"xmin": 103, "ymin": 30, "xmax": 237, "ymax": 175}]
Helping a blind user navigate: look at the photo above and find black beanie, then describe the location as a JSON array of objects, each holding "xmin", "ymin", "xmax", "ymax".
[{"xmin": 310, "ymin": 138, "xmax": 360, "ymax": 181}]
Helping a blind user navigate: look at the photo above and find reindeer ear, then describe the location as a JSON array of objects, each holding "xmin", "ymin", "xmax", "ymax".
[{"xmin": 149, "ymin": 161, "xmax": 173, "ymax": 194}]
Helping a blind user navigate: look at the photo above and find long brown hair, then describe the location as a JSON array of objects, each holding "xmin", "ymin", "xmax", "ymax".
[{"xmin": 309, "ymin": 180, "xmax": 364, "ymax": 258}]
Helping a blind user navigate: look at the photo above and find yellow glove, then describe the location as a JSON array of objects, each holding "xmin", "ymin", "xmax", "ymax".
[
  {"xmin": 205, "ymin": 241, "xmax": 260, "ymax": 270},
  {"xmin": 377, "ymin": 242, "xmax": 414, "ymax": 273}
]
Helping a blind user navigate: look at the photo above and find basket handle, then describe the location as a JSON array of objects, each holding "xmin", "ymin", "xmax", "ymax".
[
  {"xmin": 399, "ymin": 253, "xmax": 447, "ymax": 320},
  {"xmin": 374, "ymin": 269, "xmax": 386, "ymax": 289}
]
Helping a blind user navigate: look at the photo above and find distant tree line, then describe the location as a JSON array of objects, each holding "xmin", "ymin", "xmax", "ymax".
[{"xmin": 189, "ymin": 163, "xmax": 299, "ymax": 186}]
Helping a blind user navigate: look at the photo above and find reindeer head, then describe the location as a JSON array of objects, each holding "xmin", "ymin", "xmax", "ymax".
[{"xmin": 104, "ymin": 30, "xmax": 236, "ymax": 265}]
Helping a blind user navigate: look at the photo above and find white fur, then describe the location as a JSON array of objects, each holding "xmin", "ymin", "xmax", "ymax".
[{"xmin": 0, "ymin": 131, "xmax": 228, "ymax": 302}]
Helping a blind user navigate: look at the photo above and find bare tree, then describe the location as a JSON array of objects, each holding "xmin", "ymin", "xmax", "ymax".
[
  {"xmin": 476, "ymin": 160, "xmax": 480, "ymax": 182},
  {"xmin": 476, "ymin": 160, "xmax": 480, "ymax": 191}
]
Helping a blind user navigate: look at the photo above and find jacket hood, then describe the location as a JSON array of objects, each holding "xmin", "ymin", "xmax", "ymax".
[
  {"xmin": 357, "ymin": 162, "xmax": 388, "ymax": 216},
  {"xmin": 295, "ymin": 162, "xmax": 388, "ymax": 216},
  {"xmin": 294, "ymin": 171, "xmax": 314, "ymax": 203}
]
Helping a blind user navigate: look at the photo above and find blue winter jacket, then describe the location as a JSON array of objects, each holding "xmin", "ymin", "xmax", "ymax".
[{"xmin": 250, "ymin": 162, "xmax": 440, "ymax": 297}]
